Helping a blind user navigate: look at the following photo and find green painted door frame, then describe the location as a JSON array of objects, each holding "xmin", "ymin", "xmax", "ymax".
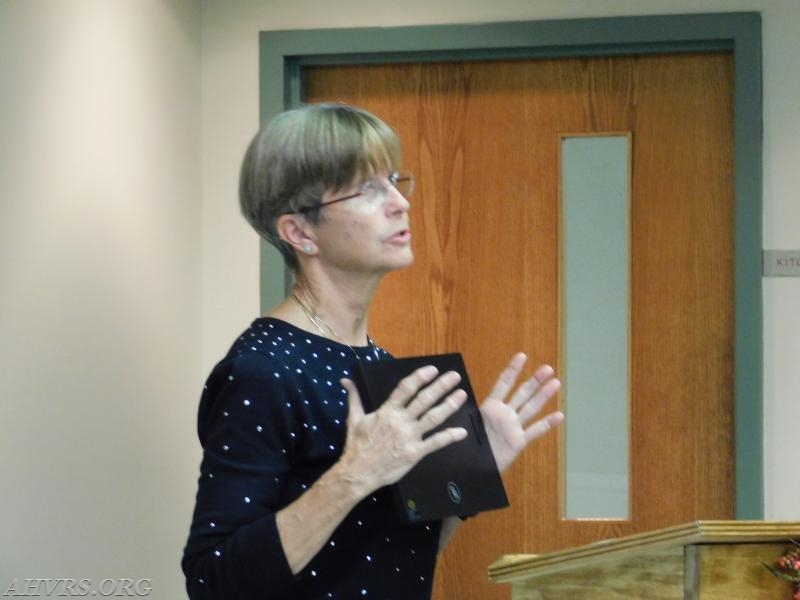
[{"xmin": 257, "ymin": 12, "xmax": 763, "ymax": 519}]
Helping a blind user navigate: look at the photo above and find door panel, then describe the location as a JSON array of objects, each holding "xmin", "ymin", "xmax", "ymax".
[{"xmin": 306, "ymin": 53, "xmax": 734, "ymax": 600}]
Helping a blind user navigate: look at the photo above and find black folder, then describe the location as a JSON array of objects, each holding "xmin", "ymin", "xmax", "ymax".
[{"xmin": 356, "ymin": 353, "xmax": 509, "ymax": 522}]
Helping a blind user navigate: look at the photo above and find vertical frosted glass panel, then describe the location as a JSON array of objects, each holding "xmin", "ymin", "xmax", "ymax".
[{"xmin": 562, "ymin": 135, "xmax": 630, "ymax": 520}]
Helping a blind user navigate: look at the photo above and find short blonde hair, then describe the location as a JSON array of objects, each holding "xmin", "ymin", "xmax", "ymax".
[{"xmin": 239, "ymin": 103, "xmax": 402, "ymax": 271}]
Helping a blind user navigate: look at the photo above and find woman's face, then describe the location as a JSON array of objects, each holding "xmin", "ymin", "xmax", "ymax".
[{"xmin": 310, "ymin": 172, "xmax": 414, "ymax": 275}]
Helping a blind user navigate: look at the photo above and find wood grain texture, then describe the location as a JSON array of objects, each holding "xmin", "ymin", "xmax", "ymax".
[
  {"xmin": 491, "ymin": 521, "xmax": 800, "ymax": 600},
  {"xmin": 509, "ymin": 547, "xmax": 685, "ymax": 600},
  {"xmin": 490, "ymin": 521, "xmax": 800, "ymax": 582},
  {"xmin": 689, "ymin": 543, "xmax": 793, "ymax": 599},
  {"xmin": 306, "ymin": 51, "xmax": 734, "ymax": 600}
]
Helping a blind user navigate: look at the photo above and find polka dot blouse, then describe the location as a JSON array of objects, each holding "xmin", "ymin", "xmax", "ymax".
[{"xmin": 182, "ymin": 318, "xmax": 441, "ymax": 599}]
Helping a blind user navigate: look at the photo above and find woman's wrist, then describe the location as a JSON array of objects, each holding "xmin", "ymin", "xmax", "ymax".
[
  {"xmin": 276, "ymin": 461, "xmax": 370, "ymax": 574},
  {"xmin": 327, "ymin": 453, "xmax": 376, "ymax": 502}
]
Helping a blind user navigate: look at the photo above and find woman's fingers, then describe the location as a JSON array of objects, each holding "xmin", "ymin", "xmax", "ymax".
[
  {"xmin": 347, "ymin": 367, "xmax": 466, "ymax": 435},
  {"xmin": 419, "ymin": 425, "xmax": 469, "ymax": 455},
  {"xmin": 417, "ymin": 388, "xmax": 467, "ymax": 431},
  {"xmin": 507, "ymin": 376, "xmax": 541, "ymax": 411},
  {"xmin": 523, "ymin": 411, "xmax": 565, "ymax": 444},
  {"xmin": 508, "ymin": 364, "xmax": 555, "ymax": 410},
  {"xmin": 386, "ymin": 365, "xmax": 440, "ymax": 407},
  {"xmin": 531, "ymin": 363, "xmax": 556, "ymax": 383},
  {"xmin": 380, "ymin": 365, "xmax": 462, "ymax": 423},
  {"xmin": 340, "ymin": 369, "xmax": 469, "ymax": 490},
  {"xmin": 517, "ymin": 377, "xmax": 561, "ymax": 423},
  {"xmin": 486, "ymin": 352, "xmax": 527, "ymax": 402},
  {"xmin": 405, "ymin": 371, "xmax": 461, "ymax": 419}
]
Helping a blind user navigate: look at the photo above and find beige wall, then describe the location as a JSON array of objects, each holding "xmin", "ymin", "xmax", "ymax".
[
  {"xmin": 0, "ymin": 0, "xmax": 201, "ymax": 598},
  {"xmin": 1, "ymin": 0, "xmax": 797, "ymax": 598}
]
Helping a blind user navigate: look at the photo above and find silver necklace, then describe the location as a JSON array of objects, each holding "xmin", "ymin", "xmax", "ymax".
[{"xmin": 291, "ymin": 292, "xmax": 380, "ymax": 361}]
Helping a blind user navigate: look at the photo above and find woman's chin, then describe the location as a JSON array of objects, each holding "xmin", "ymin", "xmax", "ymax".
[
  {"xmin": 394, "ymin": 249, "xmax": 415, "ymax": 269},
  {"xmin": 377, "ymin": 250, "xmax": 414, "ymax": 273}
]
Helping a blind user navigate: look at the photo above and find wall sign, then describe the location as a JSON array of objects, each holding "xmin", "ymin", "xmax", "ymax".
[{"xmin": 763, "ymin": 250, "xmax": 800, "ymax": 277}]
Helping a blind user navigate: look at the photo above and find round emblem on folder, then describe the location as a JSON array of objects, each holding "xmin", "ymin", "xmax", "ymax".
[{"xmin": 447, "ymin": 481, "xmax": 462, "ymax": 504}]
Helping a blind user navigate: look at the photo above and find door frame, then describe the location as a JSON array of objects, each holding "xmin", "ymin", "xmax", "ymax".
[{"xmin": 257, "ymin": 12, "xmax": 763, "ymax": 519}]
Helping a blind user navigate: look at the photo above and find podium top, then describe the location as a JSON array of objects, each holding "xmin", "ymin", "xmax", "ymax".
[{"xmin": 489, "ymin": 520, "xmax": 800, "ymax": 583}]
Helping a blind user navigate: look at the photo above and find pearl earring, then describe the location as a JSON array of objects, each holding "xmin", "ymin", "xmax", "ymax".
[{"xmin": 303, "ymin": 245, "xmax": 314, "ymax": 254}]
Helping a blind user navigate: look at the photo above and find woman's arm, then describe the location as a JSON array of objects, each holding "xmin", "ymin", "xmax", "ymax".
[
  {"xmin": 184, "ymin": 360, "xmax": 469, "ymax": 597},
  {"xmin": 276, "ymin": 367, "xmax": 468, "ymax": 574}
]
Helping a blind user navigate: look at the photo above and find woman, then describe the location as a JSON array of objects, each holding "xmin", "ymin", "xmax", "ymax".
[{"xmin": 182, "ymin": 103, "xmax": 564, "ymax": 599}]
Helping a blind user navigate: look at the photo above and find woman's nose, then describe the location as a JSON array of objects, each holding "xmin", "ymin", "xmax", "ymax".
[{"xmin": 385, "ymin": 183, "xmax": 411, "ymax": 213}]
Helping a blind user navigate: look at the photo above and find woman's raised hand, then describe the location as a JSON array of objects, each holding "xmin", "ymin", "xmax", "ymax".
[
  {"xmin": 480, "ymin": 353, "xmax": 564, "ymax": 474},
  {"xmin": 338, "ymin": 366, "xmax": 468, "ymax": 496}
]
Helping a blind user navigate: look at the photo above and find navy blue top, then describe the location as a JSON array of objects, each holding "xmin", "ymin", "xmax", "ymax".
[{"xmin": 182, "ymin": 318, "xmax": 441, "ymax": 599}]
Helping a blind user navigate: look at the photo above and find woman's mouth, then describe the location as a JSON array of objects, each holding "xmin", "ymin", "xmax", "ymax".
[{"xmin": 385, "ymin": 229, "xmax": 412, "ymax": 244}]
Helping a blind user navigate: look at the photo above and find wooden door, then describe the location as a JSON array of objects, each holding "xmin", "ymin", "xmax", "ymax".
[{"xmin": 306, "ymin": 53, "xmax": 734, "ymax": 600}]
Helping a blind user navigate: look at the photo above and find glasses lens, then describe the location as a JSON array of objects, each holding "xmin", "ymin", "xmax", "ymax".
[{"xmin": 392, "ymin": 173, "xmax": 414, "ymax": 198}]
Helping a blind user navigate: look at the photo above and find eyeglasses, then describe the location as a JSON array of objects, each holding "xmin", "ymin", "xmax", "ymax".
[{"xmin": 296, "ymin": 171, "xmax": 414, "ymax": 213}]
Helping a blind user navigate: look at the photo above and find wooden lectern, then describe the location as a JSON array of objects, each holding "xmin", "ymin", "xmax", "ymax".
[{"xmin": 489, "ymin": 521, "xmax": 800, "ymax": 599}]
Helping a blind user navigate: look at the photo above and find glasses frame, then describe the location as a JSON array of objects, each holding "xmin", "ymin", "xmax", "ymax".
[{"xmin": 296, "ymin": 171, "xmax": 414, "ymax": 214}]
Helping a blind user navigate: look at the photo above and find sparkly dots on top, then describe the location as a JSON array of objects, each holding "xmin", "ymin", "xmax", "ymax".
[{"xmin": 182, "ymin": 317, "xmax": 441, "ymax": 600}]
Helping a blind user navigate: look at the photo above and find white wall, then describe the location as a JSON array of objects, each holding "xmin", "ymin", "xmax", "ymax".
[
  {"xmin": 199, "ymin": 0, "xmax": 800, "ymax": 521},
  {"xmin": 0, "ymin": 0, "xmax": 796, "ymax": 598},
  {"xmin": 0, "ymin": 1, "xmax": 201, "ymax": 598}
]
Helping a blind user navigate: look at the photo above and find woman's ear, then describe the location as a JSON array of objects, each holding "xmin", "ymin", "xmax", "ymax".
[{"xmin": 277, "ymin": 214, "xmax": 318, "ymax": 256}]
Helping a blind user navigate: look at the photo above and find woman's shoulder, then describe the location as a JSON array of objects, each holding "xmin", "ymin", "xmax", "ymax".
[
  {"xmin": 220, "ymin": 317, "xmax": 308, "ymax": 363},
  {"xmin": 196, "ymin": 320, "xmax": 302, "ymax": 441},
  {"xmin": 209, "ymin": 316, "xmax": 353, "ymax": 382}
]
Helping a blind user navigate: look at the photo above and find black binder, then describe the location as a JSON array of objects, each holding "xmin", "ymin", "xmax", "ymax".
[{"xmin": 356, "ymin": 353, "xmax": 509, "ymax": 522}]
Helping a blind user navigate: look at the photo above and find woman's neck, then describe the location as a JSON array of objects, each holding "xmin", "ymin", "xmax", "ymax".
[{"xmin": 269, "ymin": 270, "xmax": 381, "ymax": 347}]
